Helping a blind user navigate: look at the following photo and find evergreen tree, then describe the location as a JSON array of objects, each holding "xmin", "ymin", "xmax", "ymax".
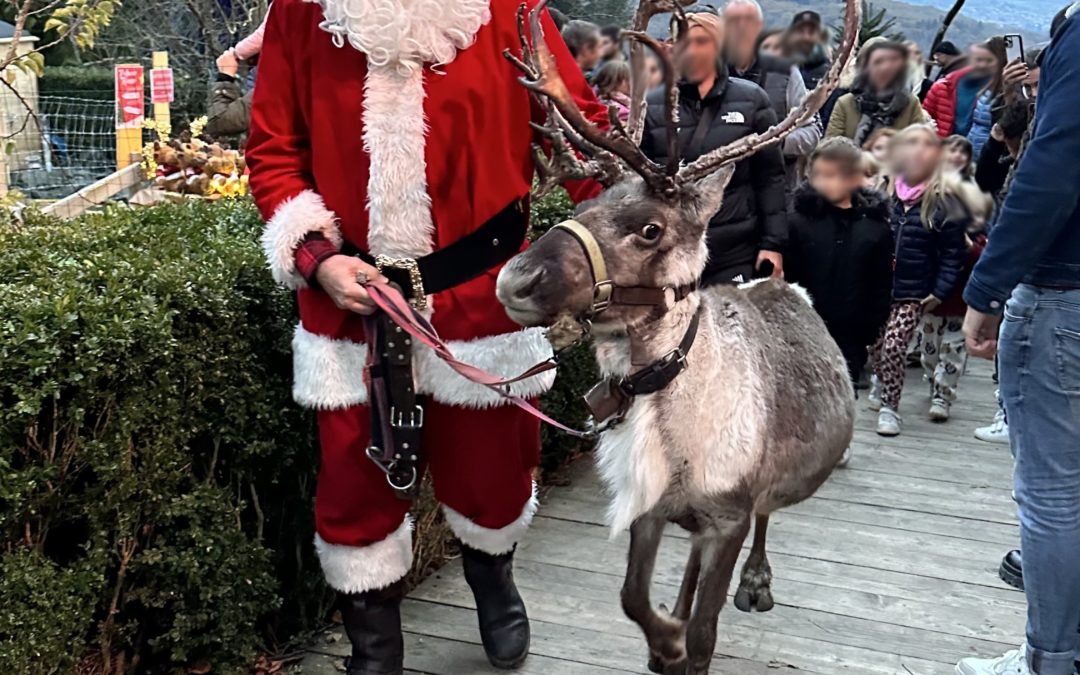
[
  {"xmin": 833, "ymin": 0, "xmax": 907, "ymax": 48},
  {"xmin": 550, "ymin": 0, "xmax": 634, "ymax": 26}
]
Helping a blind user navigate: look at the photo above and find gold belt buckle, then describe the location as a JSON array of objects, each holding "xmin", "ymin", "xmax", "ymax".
[{"xmin": 374, "ymin": 255, "xmax": 427, "ymax": 310}]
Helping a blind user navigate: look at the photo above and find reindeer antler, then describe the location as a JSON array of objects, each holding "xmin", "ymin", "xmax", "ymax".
[
  {"xmin": 676, "ymin": 0, "xmax": 862, "ymax": 183},
  {"xmin": 508, "ymin": 0, "xmax": 860, "ymax": 197},
  {"xmin": 504, "ymin": 0, "xmax": 678, "ymax": 195}
]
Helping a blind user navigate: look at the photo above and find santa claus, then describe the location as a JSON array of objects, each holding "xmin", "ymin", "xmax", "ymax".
[{"xmin": 245, "ymin": 0, "xmax": 605, "ymax": 672}]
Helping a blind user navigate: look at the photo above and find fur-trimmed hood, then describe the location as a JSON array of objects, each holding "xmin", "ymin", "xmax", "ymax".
[{"xmin": 793, "ymin": 184, "xmax": 890, "ymax": 222}]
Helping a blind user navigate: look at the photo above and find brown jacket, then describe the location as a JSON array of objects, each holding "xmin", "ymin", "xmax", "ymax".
[
  {"xmin": 206, "ymin": 76, "xmax": 251, "ymax": 140},
  {"xmin": 824, "ymin": 92, "xmax": 929, "ymax": 140}
]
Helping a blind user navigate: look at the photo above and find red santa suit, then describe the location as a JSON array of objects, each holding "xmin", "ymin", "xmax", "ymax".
[{"xmin": 246, "ymin": 0, "xmax": 606, "ymax": 593}]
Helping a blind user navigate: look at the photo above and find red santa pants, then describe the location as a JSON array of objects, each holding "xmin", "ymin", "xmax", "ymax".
[{"xmin": 313, "ymin": 399, "xmax": 540, "ymax": 593}]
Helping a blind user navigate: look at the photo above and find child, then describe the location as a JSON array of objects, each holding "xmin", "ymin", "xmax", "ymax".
[
  {"xmin": 786, "ymin": 138, "xmax": 895, "ymax": 463},
  {"xmin": 860, "ymin": 151, "xmax": 886, "ymax": 192},
  {"xmin": 592, "ymin": 60, "xmax": 631, "ymax": 122},
  {"xmin": 862, "ymin": 127, "xmax": 897, "ymax": 165},
  {"xmin": 943, "ymin": 135, "xmax": 975, "ymax": 180},
  {"xmin": 869, "ymin": 125, "xmax": 970, "ymax": 436},
  {"xmin": 918, "ymin": 135, "xmax": 992, "ymax": 422}
]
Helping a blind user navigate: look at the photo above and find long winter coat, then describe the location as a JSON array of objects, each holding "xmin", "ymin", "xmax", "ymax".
[
  {"xmin": 825, "ymin": 92, "xmax": 929, "ymax": 141},
  {"xmin": 889, "ymin": 195, "xmax": 971, "ymax": 302},
  {"xmin": 641, "ymin": 70, "xmax": 786, "ymax": 284},
  {"xmin": 785, "ymin": 185, "xmax": 894, "ymax": 367}
]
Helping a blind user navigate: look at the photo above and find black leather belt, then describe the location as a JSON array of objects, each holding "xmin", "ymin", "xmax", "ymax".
[{"xmin": 342, "ymin": 200, "xmax": 528, "ymax": 308}]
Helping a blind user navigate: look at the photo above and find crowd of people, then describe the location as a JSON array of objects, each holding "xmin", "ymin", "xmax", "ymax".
[
  {"xmin": 553, "ymin": 1, "xmax": 1042, "ymax": 445},
  {"xmin": 553, "ymin": 4, "xmax": 1078, "ymax": 674}
]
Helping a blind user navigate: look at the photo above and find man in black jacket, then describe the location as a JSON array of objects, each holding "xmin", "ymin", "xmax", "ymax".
[{"xmin": 641, "ymin": 10, "xmax": 787, "ymax": 286}]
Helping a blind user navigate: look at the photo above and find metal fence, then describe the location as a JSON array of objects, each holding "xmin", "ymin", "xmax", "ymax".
[{"xmin": 2, "ymin": 93, "xmax": 120, "ymax": 200}]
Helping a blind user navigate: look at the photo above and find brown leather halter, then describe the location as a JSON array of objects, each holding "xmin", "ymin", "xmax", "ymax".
[{"xmin": 548, "ymin": 220, "xmax": 698, "ymax": 322}]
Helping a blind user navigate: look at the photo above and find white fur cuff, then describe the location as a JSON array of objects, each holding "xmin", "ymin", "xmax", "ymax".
[
  {"xmin": 261, "ymin": 189, "xmax": 342, "ymax": 289},
  {"xmin": 315, "ymin": 516, "xmax": 413, "ymax": 593},
  {"xmin": 442, "ymin": 484, "xmax": 538, "ymax": 555},
  {"xmin": 413, "ymin": 328, "xmax": 557, "ymax": 409},
  {"xmin": 292, "ymin": 325, "xmax": 369, "ymax": 410}
]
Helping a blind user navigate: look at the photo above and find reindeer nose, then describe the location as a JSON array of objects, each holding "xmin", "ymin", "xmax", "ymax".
[{"xmin": 510, "ymin": 268, "xmax": 544, "ymax": 300}]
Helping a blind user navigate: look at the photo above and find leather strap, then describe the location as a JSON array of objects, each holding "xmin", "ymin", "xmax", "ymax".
[
  {"xmin": 343, "ymin": 200, "xmax": 528, "ymax": 301},
  {"xmin": 549, "ymin": 219, "xmax": 697, "ymax": 318},
  {"xmin": 621, "ymin": 308, "xmax": 700, "ymax": 396}
]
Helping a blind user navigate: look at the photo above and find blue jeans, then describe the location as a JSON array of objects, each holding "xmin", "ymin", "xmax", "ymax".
[{"xmin": 999, "ymin": 284, "xmax": 1080, "ymax": 674}]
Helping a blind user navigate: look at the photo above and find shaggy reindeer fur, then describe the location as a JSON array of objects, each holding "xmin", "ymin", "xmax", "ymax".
[{"xmin": 497, "ymin": 171, "xmax": 855, "ymax": 675}]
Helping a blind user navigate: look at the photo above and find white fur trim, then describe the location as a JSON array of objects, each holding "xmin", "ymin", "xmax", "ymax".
[
  {"xmin": 261, "ymin": 190, "xmax": 342, "ymax": 289},
  {"xmin": 442, "ymin": 483, "xmax": 538, "ymax": 555},
  {"xmin": 292, "ymin": 325, "xmax": 369, "ymax": 409},
  {"xmin": 315, "ymin": 516, "xmax": 413, "ymax": 593},
  {"xmin": 413, "ymin": 327, "xmax": 557, "ymax": 408},
  {"xmin": 362, "ymin": 66, "xmax": 435, "ymax": 260},
  {"xmin": 738, "ymin": 278, "xmax": 814, "ymax": 307},
  {"xmin": 304, "ymin": 0, "xmax": 491, "ymax": 76}
]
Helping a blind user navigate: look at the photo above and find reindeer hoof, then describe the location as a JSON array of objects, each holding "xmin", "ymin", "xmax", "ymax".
[{"xmin": 734, "ymin": 582, "xmax": 774, "ymax": 613}]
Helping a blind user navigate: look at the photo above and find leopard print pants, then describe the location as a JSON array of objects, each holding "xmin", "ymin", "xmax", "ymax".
[{"xmin": 870, "ymin": 302, "xmax": 924, "ymax": 411}]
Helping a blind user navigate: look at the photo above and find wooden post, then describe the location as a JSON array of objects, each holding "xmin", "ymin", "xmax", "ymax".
[{"xmin": 151, "ymin": 51, "xmax": 171, "ymax": 133}]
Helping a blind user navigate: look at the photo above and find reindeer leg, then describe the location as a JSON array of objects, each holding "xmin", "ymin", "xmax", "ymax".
[
  {"xmin": 621, "ymin": 514, "xmax": 686, "ymax": 674},
  {"xmin": 683, "ymin": 516, "xmax": 752, "ymax": 675},
  {"xmin": 672, "ymin": 539, "xmax": 701, "ymax": 621},
  {"xmin": 733, "ymin": 513, "xmax": 775, "ymax": 613}
]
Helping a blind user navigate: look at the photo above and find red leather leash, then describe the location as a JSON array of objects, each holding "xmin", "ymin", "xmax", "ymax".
[{"xmin": 362, "ymin": 280, "xmax": 591, "ymax": 438}]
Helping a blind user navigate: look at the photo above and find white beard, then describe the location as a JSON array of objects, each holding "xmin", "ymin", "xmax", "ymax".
[{"xmin": 304, "ymin": 0, "xmax": 492, "ymax": 75}]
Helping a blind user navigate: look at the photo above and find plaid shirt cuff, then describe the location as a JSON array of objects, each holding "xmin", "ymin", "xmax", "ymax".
[{"xmin": 294, "ymin": 233, "xmax": 341, "ymax": 286}]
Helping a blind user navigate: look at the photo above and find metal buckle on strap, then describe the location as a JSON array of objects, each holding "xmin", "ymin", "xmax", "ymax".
[
  {"xmin": 365, "ymin": 446, "xmax": 419, "ymax": 492},
  {"xmin": 592, "ymin": 280, "xmax": 614, "ymax": 314},
  {"xmin": 374, "ymin": 255, "xmax": 427, "ymax": 310},
  {"xmin": 391, "ymin": 404, "xmax": 424, "ymax": 429}
]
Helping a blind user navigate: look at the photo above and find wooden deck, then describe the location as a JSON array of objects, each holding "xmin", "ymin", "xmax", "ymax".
[{"xmin": 301, "ymin": 361, "xmax": 1025, "ymax": 675}]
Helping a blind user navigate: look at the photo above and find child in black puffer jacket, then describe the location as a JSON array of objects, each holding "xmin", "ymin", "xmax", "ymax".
[
  {"xmin": 786, "ymin": 138, "xmax": 894, "ymax": 387},
  {"xmin": 868, "ymin": 125, "xmax": 970, "ymax": 437}
]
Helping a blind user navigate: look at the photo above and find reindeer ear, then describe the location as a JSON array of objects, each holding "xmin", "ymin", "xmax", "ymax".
[{"xmin": 691, "ymin": 165, "xmax": 736, "ymax": 221}]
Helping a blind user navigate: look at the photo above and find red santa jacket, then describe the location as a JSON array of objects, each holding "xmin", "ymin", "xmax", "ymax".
[{"xmin": 246, "ymin": 0, "xmax": 607, "ymax": 411}]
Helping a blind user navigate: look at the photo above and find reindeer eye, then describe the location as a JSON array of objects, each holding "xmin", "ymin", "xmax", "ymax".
[{"xmin": 640, "ymin": 223, "xmax": 663, "ymax": 241}]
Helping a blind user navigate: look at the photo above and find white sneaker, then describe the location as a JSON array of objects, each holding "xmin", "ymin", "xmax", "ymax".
[
  {"xmin": 837, "ymin": 446, "xmax": 852, "ymax": 467},
  {"xmin": 868, "ymin": 375, "xmax": 882, "ymax": 411},
  {"xmin": 877, "ymin": 408, "xmax": 901, "ymax": 436},
  {"xmin": 929, "ymin": 397, "xmax": 951, "ymax": 422},
  {"xmin": 955, "ymin": 645, "xmax": 1030, "ymax": 675},
  {"xmin": 974, "ymin": 409, "xmax": 1010, "ymax": 445}
]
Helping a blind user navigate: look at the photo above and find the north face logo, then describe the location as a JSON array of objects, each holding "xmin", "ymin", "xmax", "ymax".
[{"xmin": 721, "ymin": 111, "xmax": 745, "ymax": 124}]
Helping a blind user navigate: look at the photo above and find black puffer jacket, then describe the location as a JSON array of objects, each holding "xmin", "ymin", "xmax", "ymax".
[
  {"xmin": 640, "ymin": 70, "xmax": 786, "ymax": 284},
  {"xmin": 786, "ymin": 185, "xmax": 894, "ymax": 359},
  {"xmin": 889, "ymin": 195, "xmax": 970, "ymax": 302}
]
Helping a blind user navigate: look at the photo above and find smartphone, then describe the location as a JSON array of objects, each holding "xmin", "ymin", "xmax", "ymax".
[{"xmin": 1004, "ymin": 33, "xmax": 1025, "ymax": 64}]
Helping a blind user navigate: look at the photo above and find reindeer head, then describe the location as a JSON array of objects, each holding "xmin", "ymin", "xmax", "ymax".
[{"xmin": 497, "ymin": 0, "xmax": 860, "ymax": 330}]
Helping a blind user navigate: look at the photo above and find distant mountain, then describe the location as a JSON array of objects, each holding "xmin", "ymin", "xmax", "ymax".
[
  {"xmin": 892, "ymin": 0, "xmax": 1062, "ymax": 34},
  {"xmin": 756, "ymin": 0, "xmax": 1045, "ymax": 50}
]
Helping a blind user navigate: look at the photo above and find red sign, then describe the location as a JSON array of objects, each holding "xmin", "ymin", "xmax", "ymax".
[
  {"xmin": 115, "ymin": 64, "xmax": 145, "ymax": 129},
  {"xmin": 150, "ymin": 67, "xmax": 175, "ymax": 104}
]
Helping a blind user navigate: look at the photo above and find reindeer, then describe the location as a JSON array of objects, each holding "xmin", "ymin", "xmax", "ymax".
[{"xmin": 496, "ymin": 2, "xmax": 862, "ymax": 673}]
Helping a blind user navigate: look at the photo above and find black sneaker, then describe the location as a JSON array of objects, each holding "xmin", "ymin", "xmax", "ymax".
[{"xmin": 998, "ymin": 549, "xmax": 1023, "ymax": 590}]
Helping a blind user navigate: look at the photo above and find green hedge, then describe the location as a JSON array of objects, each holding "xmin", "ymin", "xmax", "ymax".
[
  {"xmin": 0, "ymin": 201, "xmax": 320, "ymax": 673},
  {"xmin": 1, "ymin": 194, "xmax": 591, "ymax": 672}
]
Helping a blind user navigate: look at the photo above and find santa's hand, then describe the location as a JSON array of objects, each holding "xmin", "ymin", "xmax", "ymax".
[{"xmin": 315, "ymin": 255, "xmax": 386, "ymax": 315}]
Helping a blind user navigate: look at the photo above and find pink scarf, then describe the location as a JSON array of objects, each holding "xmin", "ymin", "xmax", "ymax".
[{"xmin": 895, "ymin": 175, "xmax": 928, "ymax": 205}]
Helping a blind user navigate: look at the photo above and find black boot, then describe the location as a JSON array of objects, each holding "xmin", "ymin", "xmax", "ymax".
[
  {"xmin": 339, "ymin": 582, "xmax": 405, "ymax": 675},
  {"xmin": 462, "ymin": 545, "xmax": 530, "ymax": 669},
  {"xmin": 999, "ymin": 549, "xmax": 1023, "ymax": 590}
]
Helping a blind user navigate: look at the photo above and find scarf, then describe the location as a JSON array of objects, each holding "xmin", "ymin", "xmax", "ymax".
[
  {"xmin": 851, "ymin": 86, "xmax": 911, "ymax": 146},
  {"xmin": 895, "ymin": 175, "xmax": 928, "ymax": 205}
]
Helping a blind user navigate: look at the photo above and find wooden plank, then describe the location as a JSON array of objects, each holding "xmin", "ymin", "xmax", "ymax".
[
  {"xmin": 43, "ymin": 153, "xmax": 145, "ymax": 219},
  {"xmin": 297, "ymin": 354, "xmax": 1021, "ymax": 675}
]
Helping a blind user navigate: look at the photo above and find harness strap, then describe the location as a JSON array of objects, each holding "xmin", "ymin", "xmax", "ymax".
[{"xmin": 549, "ymin": 219, "xmax": 698, "ymax": 317}]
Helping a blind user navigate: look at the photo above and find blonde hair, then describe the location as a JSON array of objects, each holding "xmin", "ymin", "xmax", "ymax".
[{"xmin": 890, "ymin": 124, "xmax": 952, "ymax": 229}]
